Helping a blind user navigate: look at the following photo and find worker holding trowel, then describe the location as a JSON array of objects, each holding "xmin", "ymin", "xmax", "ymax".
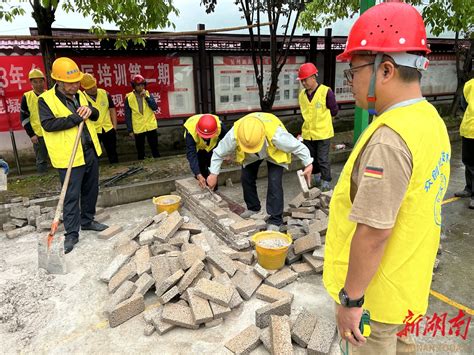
[
  {"xmin": 184, "ymin": 114, "xmax": 227, "ymax": 189},
  {"xmin": 206, "ymin": 112, "xmax": 313, "ymax": 231},
  {"xmin": 323, "ymin": 2, "xmax": 450, "ymax": 354},
  {"xmin": 38, "ymin": 57, "xmax": 108, "ymax": 254}
]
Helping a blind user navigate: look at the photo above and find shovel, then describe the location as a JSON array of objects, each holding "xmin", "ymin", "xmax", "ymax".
[{"xmin": 38, "ymin": 121, "xmax": 85, "ymax": 274}]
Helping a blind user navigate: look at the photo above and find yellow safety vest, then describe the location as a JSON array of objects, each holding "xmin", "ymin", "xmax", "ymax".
[
  {"xmin": 183, "ymin": 114, "xmax": 222, "ymax": 152},
  {"xmin": 125, "ymin": 90, "xmax": 157, "ymax": 134},
  {"xmin": 299, "ymin": 84, "xmax": 334, "ymax": 140},
  {"xmin": 323, "ymin": 100, "xmax": 451, "ymax": 324},
  {"xmin": 460, "ymin": 79, "xmax": 474, "ymax": 139},
  {"xmin": 40, "ymin": 87, "xmax": 102, "ymax": 169},
  {"xmin": 24, "ymin": 90, "xmax": 43, "ymax": 137},
  {"xmin": 233, "ymin": 112, "xmax": 291, "ymax": 165},
  {"xmin": 84, "ymin": 88, "xmax": 114, "ymax": 133}
]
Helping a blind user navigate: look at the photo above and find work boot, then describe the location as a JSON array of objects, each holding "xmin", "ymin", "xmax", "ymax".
[
  {"xmin": 321, "ymin": 180, "xmax": 331, "ymax": 192},
  {"xmin": 469, "ymin": 199, "xmax": 474, "ymax": 210},
  {"xmin": 312, "ymin": 174, "xmax": 321, "ymax": 188},
  {"xmin": 81, "ymin": 221, "xmax": 108, "ymax": 232},
  {"xmin": 64, "ymin": 234, "xmax": 79, "ymax": 254},
  {"xmin": 240, "ymin": 210, "xmax": 261, "ymax": 219},
  {"xmin": 454, "ymin": 189, "xmax": 472, "ymax": 198},
  {"xmin": 266, "ymin": 224, "xmax": 281, "ymax": 232}
]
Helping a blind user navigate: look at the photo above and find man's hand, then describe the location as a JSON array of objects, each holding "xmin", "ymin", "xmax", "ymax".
[
  {"xmin": 30, "ymin": 135, "xmax": 39, "ymax": 144},
  {"xmin": 129, "ymin": 132, "xmax": 135, "ymax": 139},
  {"xmin": 303, "ymin": 163, "xmax": 313, "ymax": 187},
  {"xmin": 77, "ymin": 106, "xmax": 92, "ymax": 120},
  {"xmin": 336, "ymin": 304, "xmax": 366, "ymax": 346},
  {"xmin": 206, "ymin": 174, "xmax": 218, "ymax": 189},
  {"xmin": 140, "ymin": 90, "xmax": 147, "ymax": 97},
  {"xmin": 196, "ymin": 174, "xmax": 207, "ymax": 189}
]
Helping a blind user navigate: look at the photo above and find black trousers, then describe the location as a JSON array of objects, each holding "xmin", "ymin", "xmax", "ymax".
[
  {"xmin": 303, "ymin": 138, "xmax": 332, "ymax": 181},
  {"xmin": 241, "ymin": 160, "xmax": 284, "ymax": 226},
  {"xmin": 33, "ymin": 136, "xmax": 49, "ymax": 173},
  {"xmin": 197, "ymin": 150, "xmax": 213, "ymax": 178},
  {"xmin": 462, "ymin": 137, "xmax": 474, "ymax": 196},
  {"xmin": 134, "ymin": 129, "xmax": 160, "ymax": 160},
  {"xmin": 98, "ymin": 128, "xmax": 118, "ymax": 164},
  {"xmin": 58, "ymin": 146, "xmax": 99, "ymax": 239}
]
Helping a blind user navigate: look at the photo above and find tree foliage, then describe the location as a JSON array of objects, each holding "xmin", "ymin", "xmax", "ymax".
[{"xmin": 0, "ymin": 3, "xmax": 26, "ymax": 22}]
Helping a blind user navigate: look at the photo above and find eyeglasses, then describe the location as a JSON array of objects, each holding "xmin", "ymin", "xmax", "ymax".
[{"xmin": 343, "ymin": 62, "xmax": 374, "ymax": 84}]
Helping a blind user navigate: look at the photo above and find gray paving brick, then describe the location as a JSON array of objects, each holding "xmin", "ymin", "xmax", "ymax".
[
  {"xmin": 158, "ymin": 285, "xmax": 179, "ymax": 304},
  {"xmin": 161, "ymin": 302, "xmax": 199, "ymax": 329},
  {"xmin": 104, "ymin": 280, "xmax": 136, "ymax": 316},
  {"xmin": 255, "ymin": 297, "xmax": 292, "ymax": 328},
  {"xmin": 108, "ymin": 294, "xmax": 145, "ymax": 328},
  {"xmin": 302, "ymin": 254, "xmax": 324, "ymax": 273},
  {"xmin": 100, "ymin": 253, "xmax": 131, "ymax": 283},
  {"xmin": 179, "ymin": 245, "xmax": 206, "ymax": 269},
  {"xmin": 225, "ymin": 325, "xmax": 262, "ymax": 354},
  {"xmin": 155, "ymin": 269, "xmax": 184, "ymax": 297},
  {"xmin": 290, "ymin": 262, "xmax": 315, "ymax": 276},
  {"xmin": 307, "ymin": 317, "xmax": 337, "ymax": 355},
  {"xmin": 154, "ymin": 211, "xmax": 184, "ymax": 243},
  {"xmin": 271, "ymin": 315, "xmax": 293, "ymax": 355},
  {"xmin": 265, "ymin": 267, "xmax": 298, "ymax": 289},
  {"xmin": 134, "ymin": 272, "xmax": 154, "ymax": 296},
  {"xmin": 210, "ymin": 301, "xmax": 231, "ymax": 319},
  {"xmin": 193, "ymin": 278, "xmax": 234, "ymax": 307},
  {"xmin": 188, "ymin": 289, "xmax": 213, "ymax": 324},
  {"xmin": 206, "ymin": 249, "xmax": 237, "ymax": 277},
  {"xmin": 291, "ymin": 308, "xmax": 318, "ymax": 347},
  {"xmin": 294, "ymin": 232, "xmax": 321, "ymax": 255},
  {"xmin": 231, "ymin": 270, "xmax": 263, "ymax": 300},
  {"xmin": 256, "ymin": 284, "xmax": 294, "ymax": 303},
  {"xmin": 134, "ymin": 245, "xmax": 151, "ymax": 276},
  {"xmin": 177, "ymin": 260, "xmax": 205, "ymax": 293},
  {"xmin": 108, "ymin": 261, "xmax": 137, "ymax": 293},
  {"xmin": 150, "ymin": 307, "xmax": 175, "ymax": 335}
]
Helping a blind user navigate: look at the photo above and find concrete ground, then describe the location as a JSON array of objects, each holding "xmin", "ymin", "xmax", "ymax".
[{"xmin": 0, "ymin": 140, "xmax": 472, "ymax": 354}]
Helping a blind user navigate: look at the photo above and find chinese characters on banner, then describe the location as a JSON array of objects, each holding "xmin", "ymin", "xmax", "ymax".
[
  {"xmin": 0, "ymin": 55, "xmax": 196, "ymax": 132},
  {"xmin": 0, "ymin": 56, "xmax": 46, "ymax": 132}
]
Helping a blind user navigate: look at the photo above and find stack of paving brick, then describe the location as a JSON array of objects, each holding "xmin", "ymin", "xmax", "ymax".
[
  {"xmin": 2, "ymin": 196, "xmax": 110, "ymax": 239},
  {"xmin": 176, "ymin": 177, "xmax": 266, "ymax": 251}
]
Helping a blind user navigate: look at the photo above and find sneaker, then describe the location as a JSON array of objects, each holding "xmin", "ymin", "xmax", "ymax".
[
  {"xmin": 64, "ymin": 235, "xmax": 79, "ymax": 254},
  {"xmin": 266, "ymin": 224, "xmax": 281, "ymax": 232},
  {"xmin": 454, "ymin": 189, "xmax": 472, "ymax": 198},
  {"xmin": 321, "ymin": 180, "xmax": 331, "ymax": 192},
  {"xmin": 81, "ymin": 221, "xmax": 108, "ymax": 232},
  {"xmin": 240, "ymin": 210, "xmax": 261, "ymax": 219},
  {"xmin": 469, "ymin": 199, "xmax": 474, "ymax": 210},
  {"xmin": 312, "ymin": 174, "xmax": 321, "ymax": 188}
]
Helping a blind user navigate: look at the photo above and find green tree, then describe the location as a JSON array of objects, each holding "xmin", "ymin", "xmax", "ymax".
[
  {"xmin": 301, "ymin": 0, "xmax": 473, "ymax": 117},
  {"xmin": 0, "ymin": 0, "xmax": 178, "ymax": 85},
  {"xmin": 201, "ymin": 0, "xmax": 306, "ymax": 112}
]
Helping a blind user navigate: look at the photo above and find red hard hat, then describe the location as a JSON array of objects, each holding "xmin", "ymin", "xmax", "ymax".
[
  {"xmin": 297, "ymin": 63, "xmax": 318, "ymax": 80},
  {"xmin": 196, "ymin": 114, "xmax": 218, "ymax": 139},
  {"xmin": 337, "ymin": 2, "xmax": 430, "ymax": 62},
  {"xmin": 131, "ymin": 74, "xmax": 146, "ymax": 85}
]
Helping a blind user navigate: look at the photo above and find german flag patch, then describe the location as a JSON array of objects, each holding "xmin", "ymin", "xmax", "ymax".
[{"xmin": 364, "ymin": 166, "xmax": 384, "ymax": 179}]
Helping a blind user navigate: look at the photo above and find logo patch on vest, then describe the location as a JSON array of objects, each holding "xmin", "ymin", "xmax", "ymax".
[{"xmin": 364, "ymin": 166, "xmax": 383, "ymax": 179}]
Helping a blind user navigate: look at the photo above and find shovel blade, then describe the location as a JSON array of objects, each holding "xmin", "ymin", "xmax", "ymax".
[{"xmin": 38, "ymin": 234, "xmax": 67, "ymax": 274}]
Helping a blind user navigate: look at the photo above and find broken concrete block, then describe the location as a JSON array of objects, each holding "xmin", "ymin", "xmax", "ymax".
[
  {"xmin": 2, "ymin": 222, "xmax": 16, "ymax": 232},
  {"xmin": 193, "ymin": 278, "xmax": 234, "ymax": 307},
  {"xmin": 144, "ymin": 323, "xmax": 155, "ymax": 336},
  {"xmin": 100, "ymin": 253, "xmax": 131, "ymax": 283},
  {"xmin": 154, "ymin": 211, "xmax": 184, "ymax": 243},
  {"xmin": 302, "ymin": 199, "xmax": 321, "ymax": 208},
  {"xmin": 156, "ymin": 269, "xmax": 184, "ymax": 297},
  {"xmin": 11, "ymin": 218, "xmax": 28, "ymax": 228},
  {"xmin": 288, "ymin": 192, "xmax": 306, "ymax": 208},
  {"xmin": 260, "ymin": 326, "xmax": 272, "ymax": 351},
  {"xmin": 286, "ymin": 245, "xmax": 302, "ymax": 265},
  {"xmin": 180, "ymin": 222, "xmax": 202, "ymax": 234},
  {"xmin": 179, "ymin": 245, "xmax": 206, "ymax": 270},
  {"xmin": 115, "ymin": 240, "xmax": 140, "ymax": 258},
  {"xmin": 188, "ymin": 289, "xmax": 213, "ymax": 324},
  {"xmin": 287, "ymin": 227, "xmax": 306, "ymax": 240},
  {"xmin": 208, "ymin": 207, "xmax": 228, "ymax": 220},
  {"xmin": 224, "ymin": 325, "xmax": 262, "ymax": 354},
  {"xmin": 231, "ymin": 270, "xmax": 263, "ymax": 300},
  {"xmin": 206, "ymin": 249, "xmax": 237, "ymax": 277},
  {"xmin": 312, "ymin": 245, "xmax": 325, "ymax": 260},
  {"xmin": 271, "ymin": 315, "xmax": 293, "ymax": 355},
  {"xmin": 108, "ymin": 293, "xmax": 145, "ymax": 328},
  {"xmin": 138, "ymin": 228, "xmax": 157, "ymax": 245},
  {"xmin": 167, "ymin": 256, "xmax": 182, "ymax": 274},
  {"xmin": 210, "ymin": 300, "xmax": 231, "ymax": 319},
  {"xmin": 6, "ymin": 225, "xmax": 35, "ymax": 239},
  {"xmin": 292, "ymin": 308, "xmax": 318, "ymax": 347},
  {"xmin": 108, "ymin": 262, "xmax": 137, "ymax": 294},
  {"xmin": 169, "ymin": 230, "xmax": 190, "ymax": 247},
  {"xmin": 98, "ymin": 225, "xmax": 123, "ymax": 240},
  {"xmin": 161, "ymin": 303, "xmax": 199, "ymax": 329},
  {"xmin": 153, "ymin": 211, "xmax": 168, "ymax": 224},
  {"xmin": 290, "ymin": 262, "xmax": 315, "ymax": 276},
  {"xmin": 213, "ymin": 273, "xmax": 244, "ymax": 309},
  {"xmin": 265, "ymin": 267, "xmax": 298, "ymax": 289},
  {"xmin": 254, "ymin": 263, "xmax": 270, "ymax": 279},
  {"xmin": 292, "ymin": 211, "xmax": 315, "ymax": 220},
  {"xmin": 307, "ymin": 318, "xmax": 337, "ymax": 355},
  {"xmin": 304, "ymin": 187, "xmax": 321, "ymax": 199},
  {"xmin": 104, "ymin": 281, "xmax": 137, "ymax": 315},
  {"xmin": 236, "ymin": 251, "xmax": 253, "ymax": 265},
  {"xmin": 302, "ymin": 254, "xmax": 324, "ymax": 273},
  {"xmin": 189, "ymin": 233, "xmax": 212, "ymax": 252},
  {"xmin": 158, "ymin": 285, "xmax": 179, "ymax": 304},
  {"xmin": 205, "ymin": 318, "xmax": 224, "ymax": 328},
  {"xmin": 150, "ymin": 255, "xmax": 171, "ymax": 287},
  {"xmin": 256, "ymin": 284, "xmax": 294, "ymax": 303},
  {"xmin": 151, "ymin": 307, "xmax": 175, "ymax": 334},
  {"xmin": 151, "ymin": 242, "xmax": 179, "ymax": 255},
  {"xmin": 134, "ymin": 272, "xmax": 154, "ymax": 296},
  {"xmin": 294, "ymin": 232, "xmax": 321, "ymax": 255},
  {"xmin": 134, "ymin": 246, "xmax": 151, "ymax": 276},
  {"xmin": 309, "ymin": 219, "xmax": 328, "ymax": 235},
  {"xmin": 297, "ymin": 170, "xmax": 309, "ymax": 193},
  {"xmin": 256, "ymin": 297, "xmax": 292, "ymax": 328},
  {"xmin": 26, "ymin": 205, "xmax": 41, "ymax": 226},
  {"xmin": 9, "ymin": 206, "xmax": 28, "ymax": 220},
  {"xmin": 116, "ymin": 217, "xmax": 154, "ymax": 246},
  {"xmin": 230, "ymin": 219, "xmax": 257, "ymax": 234},
  {"xmin": 177, "ymin": 259, "xmax": 205, "ymax": 293}
]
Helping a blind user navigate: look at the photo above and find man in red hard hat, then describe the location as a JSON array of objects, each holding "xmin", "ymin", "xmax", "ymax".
[
  {"xmin": 183, "ymin": 114, "xmax": 227, "ymax": 188},
  {"xmin": 297, "ymin": 62, "xmax": 338, "ymax": 191},
  {"xmin": 125, "ymin": 74, "xmax": 160, "ymax": 160},
  {"xmin": 323, "ymin": 2, "xmax": 450, "ymax": 354}
]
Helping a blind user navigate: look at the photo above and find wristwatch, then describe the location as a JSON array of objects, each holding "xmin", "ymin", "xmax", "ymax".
[{"xmin": 339, "ymin": 288, "xmax": 364, "ymax": 308}]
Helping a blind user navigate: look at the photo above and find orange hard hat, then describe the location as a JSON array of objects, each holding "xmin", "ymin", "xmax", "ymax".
[
  {"xmin": 51, "ymin": 57, "xmax": 83, "ymax": 83},
  {"xmin": 196, "ymin": 114, "xmax": 218, "ymax": 139}
]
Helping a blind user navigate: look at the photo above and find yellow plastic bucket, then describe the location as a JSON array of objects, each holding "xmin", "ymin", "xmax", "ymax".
[
  {"xmin": 152, "ymin": 195, "xmax": 181, "ymax": 214},
  {"xmin": 251, "ymin": 231, "xmax": 293, "ymax": 270}
]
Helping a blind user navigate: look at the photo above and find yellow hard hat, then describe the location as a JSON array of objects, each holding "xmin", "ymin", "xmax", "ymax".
[
  {"xmin": 81, "ymin": 73, "xmax": 97, "ymax": 90},
  {"xmin": 51, "ymin": 57, "xmax": 83, "ymax": 83},
  {"xmin": 237, "ymin": 115, "xmax": 265, "ymax": 154},
  {"xmin": 28, "ymin": 68, "xmax": 44, "ymax": 80}
]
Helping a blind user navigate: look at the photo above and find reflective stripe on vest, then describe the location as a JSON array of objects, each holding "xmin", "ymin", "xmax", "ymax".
[
  {"xmin": 126, "ymin": 90, "xmax": 157, "ymax": 134},
  {"xmin": 299, "ymin": 84, "xmax": 334, "ymax": 140},
  {"xmin": 183, "ymin": 114, "xmax": 222, "ymax": 152},
  {"xmin": 233, "ymin": 112, "xmax": 291, "ymax": 165},
  {"xmin": 460, "ymin": 79, "xmax": 474, "ymax": 139},
  {"xmin": 323, "ymin": 100, "xmax": 451, "ymax": 324},
  {"xmin": 85, "ymin": 88, "xmax": 113, "ymax": 133},
  {"xmin": 24, "ymin": 90, "xmax": 43, "ymax": 137},
  {"xmin": 40, "ymin": 87, "xmax": 102, "ymax": 168}
]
